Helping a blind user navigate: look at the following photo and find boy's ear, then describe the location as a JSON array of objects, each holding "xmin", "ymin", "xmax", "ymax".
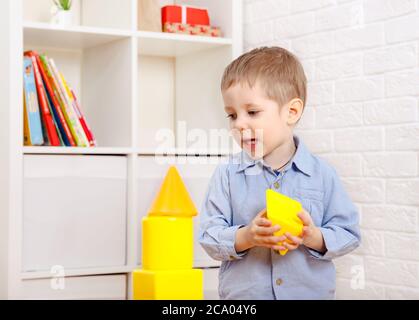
[{"xmin": 286, "ymin": 98, "xmax": 304, "ymax": 125}]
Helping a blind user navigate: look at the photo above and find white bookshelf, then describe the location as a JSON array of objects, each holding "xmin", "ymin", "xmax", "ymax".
[
  {"xmin": 23, "ymin": 146, "xmax": 133, "ymax": 155},
  {"xmin": 0, "ymin": 0, "xmax": 242, "ymax": 299},
  {"xmin": 23, "ymin": 22, "xmax": 133, "ymax": 49}
]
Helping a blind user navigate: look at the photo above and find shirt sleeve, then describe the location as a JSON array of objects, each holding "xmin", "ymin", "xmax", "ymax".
[
  {"xmin": 307, "ymin": 167, "xmax": 361, "ymax": 261},
  {"xmin": 198, "ymin": 163, "xmax": 248, "ymax": 261}
]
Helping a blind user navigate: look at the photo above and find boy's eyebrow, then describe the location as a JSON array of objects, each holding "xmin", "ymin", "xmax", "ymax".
[
  {"xmin": 244, "ymin": 103, "xmax": 261, "ymax": 108},
  {"xmin": 224, "ymin": 103, "xmax": 262, "ymax": 112}
]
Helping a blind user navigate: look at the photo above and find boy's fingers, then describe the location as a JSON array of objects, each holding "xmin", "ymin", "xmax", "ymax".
[
  {"xmin": 256, "ymin": 218, "xmax": 272, "ymax": 227},
  {"xmin": 254, "ymin": 225, "xmax": 280, "ymax": 236},
  {"xmin": 297, "ymin": 210, "xmax": 311, "ymax": 226},
  {"xmin": 255, "ymin": 234, "xmax": 283, "ymax": 246},
  {"xmin": 285, "ymin": 232, "xmax": 303, "ymax": 245},
  {"xmin": 256, "ymin": 208, "xmax": 267, "ymax": 218},
  {"xmin": 284, "ymin": 242, "xmax": 299, "ymax": 250},
  {"xmin": 263, "ymin": 236, "xmax": 283, "ymax": 244},
  {"xmin": 272, "ymin": 245, "xmax": 286, "ymax": 251},
  {"xmin": 301, "ymin": 226, "xmax": 310, "ymax": 237}
]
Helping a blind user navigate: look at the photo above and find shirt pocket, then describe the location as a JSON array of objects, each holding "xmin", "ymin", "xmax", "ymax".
[{"xmin": 292, "ymin": 189, "xmax": 325, "ymax": 227}]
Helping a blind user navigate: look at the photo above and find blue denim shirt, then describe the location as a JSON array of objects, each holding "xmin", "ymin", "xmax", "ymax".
[{"xmin": 199, "ymin": 135, "xmax": 361, "ymax": 300}]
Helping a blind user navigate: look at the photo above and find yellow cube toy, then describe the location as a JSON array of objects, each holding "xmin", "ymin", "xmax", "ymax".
[
  {"xmin": 133, "ymin": 269, "xmax": 203, "ymax": 300},
  {"xmin": 142, "ymin": 216, "xmax": 193, "ymax": 270}
]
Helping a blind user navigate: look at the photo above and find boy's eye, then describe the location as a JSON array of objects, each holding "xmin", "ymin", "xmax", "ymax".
[
  {"xmin": 226, "ymin": 114, "xmax": 237, "ymax": 120},
  {"xmin": 248, "ymin": 111, "xmax": 259, "ymax": 116}
]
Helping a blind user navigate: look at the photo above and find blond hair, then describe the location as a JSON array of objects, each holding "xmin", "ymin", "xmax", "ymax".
[{"xmin": 221, "ymin": 47, "xmax": 307, "ymax": 108}]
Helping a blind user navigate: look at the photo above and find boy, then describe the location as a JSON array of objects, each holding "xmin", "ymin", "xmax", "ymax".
[{"xmin": 198, "ymin": 47, "xmax": 361, "ymax": 300}]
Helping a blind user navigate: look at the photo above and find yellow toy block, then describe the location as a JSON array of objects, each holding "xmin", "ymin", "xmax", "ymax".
[
  {"xmin": 134, "ymin": 166, "xmax": 203, "ymax": 300},
  {"xmin": 142, "ymin": 216, "xmax": 193, "ymax": 270},
  {"xmin": 148, "ymin": 166, "xmax": 198, "ymax": 217},
  {"xmin": 266, "ymin": 189, "xmax": 304, "ymax": 256},
  {"xmin": 133, "ymin": 269, "xmax": 203, "ymax": 300}
]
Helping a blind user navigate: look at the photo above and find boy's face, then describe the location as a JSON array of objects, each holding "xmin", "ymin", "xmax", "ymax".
[{"xmin": 222, "ymin": 81, "xmax": 299, "ymax": 159}]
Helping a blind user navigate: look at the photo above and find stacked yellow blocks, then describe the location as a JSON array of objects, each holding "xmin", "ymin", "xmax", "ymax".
[{"xmin": 133, "ymin": 166, "xmax": 203, "ymax": 300}]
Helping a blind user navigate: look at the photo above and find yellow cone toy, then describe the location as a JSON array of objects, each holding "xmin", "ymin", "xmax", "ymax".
[
  {"xmin": 133, "ymin": 166, "xmax": 203, "ymax": 300},
  {"xmin": 148, "ymin": 166, "xmax": 198, "ymax": 217},
  {"xmin": 266, "ymin": 189, "xmax": 304, "ymax": 256}
]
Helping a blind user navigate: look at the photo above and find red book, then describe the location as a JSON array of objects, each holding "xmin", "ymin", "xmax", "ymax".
[
  {"xmin": 71, "ymin": 89, "xmax": 96, "ymax": 147},
  {"xmin": 162, "ymin": 5, "xmax": 210, "ymax": 26},
  {"xmin": 25, "ymin": 51, "xmax": 61, "ymax": 146},
  {"xmin": 35, "ymin": 53, "xmax": 77, "ymax": 147}
]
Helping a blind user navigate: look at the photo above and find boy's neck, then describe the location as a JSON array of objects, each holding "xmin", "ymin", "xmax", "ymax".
[{"xmin": 263, "ymin": 136, "xmax": 297, "ymax": 171}]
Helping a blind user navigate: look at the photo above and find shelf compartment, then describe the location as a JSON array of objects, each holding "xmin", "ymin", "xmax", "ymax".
[
  {"xmin": 20, "ymin": 274, "xmax": 126, "ymax": 299},
  {"xmin": 24, "ymin": 33, "xmax": 134, "ymax": 148},
  {"xmin": 136, "ymin": 155, "xmax": 226, "ymax": 268},
  {"xmin": 137, "ymin": 45, "xmax": 233, "ymax": 153},
  {"xmin": 152, "ymin": 0, "xmax": 234, "ymax": 38},
  {"xmin": 22, "ymin": 155, "xmax": 128, "ymax": 272},
  {"xmin": 23, "ymin": 0, "xmax": 133, "ymax": 31}
]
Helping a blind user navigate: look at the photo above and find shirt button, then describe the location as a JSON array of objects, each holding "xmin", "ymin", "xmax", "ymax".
[
  {"xmin": 276, "ymin": 278, "xmax": 283, "ymax": 286},
  {"xmin": 274, "ymin": 182, "xmax": 280, "ymax": 189}
]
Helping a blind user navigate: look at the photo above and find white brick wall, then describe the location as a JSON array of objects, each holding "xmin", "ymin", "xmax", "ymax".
[{"xmin": 244, "ymin": 0, "xmax": 419, "ymax": 299}]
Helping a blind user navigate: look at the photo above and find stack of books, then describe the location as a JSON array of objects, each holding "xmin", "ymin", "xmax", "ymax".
[{"xmin": 23, "ymin": 51, "xmax": 96, "ymax": 147}]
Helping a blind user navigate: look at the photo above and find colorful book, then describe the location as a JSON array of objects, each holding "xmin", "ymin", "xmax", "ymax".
[
  {"xmin": 45, "ymin": 57, "xmax": 83, "ymax": 146},
  {"xmin": 71, "ymin": 89, "xmax": 97, "ymax": 147},
  {"xmin": 23, "ymin": 51, "xmax": 97, "ymax": 148},
  {"xmin": 61, "ymin": 75, "xmax": 97, "ymax": 147},
  {"xmin": 23, "ymin": 94, "xmax": 31, "ymax": 146},
  {"xmin": 23, "ymin": 57, "xmax": 44, "ymax": 146},
  {"xmin": 38, "ymin": 54, "xmax": 76, "ymax": 147},
  {"xmin": 43, "ymin": 79, "xmax": 65, "ymax": 146},
  {"xmin": 48, "ymin": 58, "xmax": 90, "ymax": 147},
  {"xmin": 25, "ymin": 51, "xmax": 61, "ymax": 146},
  {"xmin": 38, "ymin": 97, "xmax": 50, "ymax": 146}
]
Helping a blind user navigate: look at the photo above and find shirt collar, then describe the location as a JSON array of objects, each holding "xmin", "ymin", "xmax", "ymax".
[{"xmin": 235, "ymin": 135, "xmax": 314, "ymax": 177}]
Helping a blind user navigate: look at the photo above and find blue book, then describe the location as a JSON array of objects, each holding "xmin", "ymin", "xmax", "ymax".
[
  {"xmin": 23, "ymin": 57, "xmax": 44, "ymax": 146},
  {"xmin": 44, "ymin": 80, "xmax": 69, "ymax": 146}
]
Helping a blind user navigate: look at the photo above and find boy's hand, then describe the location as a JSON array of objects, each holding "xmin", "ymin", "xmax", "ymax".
[
  {"xmin": 274, "ymin": 209, "xmax": 326, "ymax": 253},
  {"xmin": 235, "ymin": 209, "xmax": 282, "ymax": 252}
]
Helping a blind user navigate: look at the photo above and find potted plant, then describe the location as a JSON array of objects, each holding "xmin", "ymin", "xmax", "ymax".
[{"xmin": 51, "ymin": 0, "xmax": 74, "ymax": 26}]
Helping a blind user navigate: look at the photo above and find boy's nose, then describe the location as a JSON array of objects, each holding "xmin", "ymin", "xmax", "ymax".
[{"xmin": 233, "ymin": 117, "xmax": 249, "ymax": 131}]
